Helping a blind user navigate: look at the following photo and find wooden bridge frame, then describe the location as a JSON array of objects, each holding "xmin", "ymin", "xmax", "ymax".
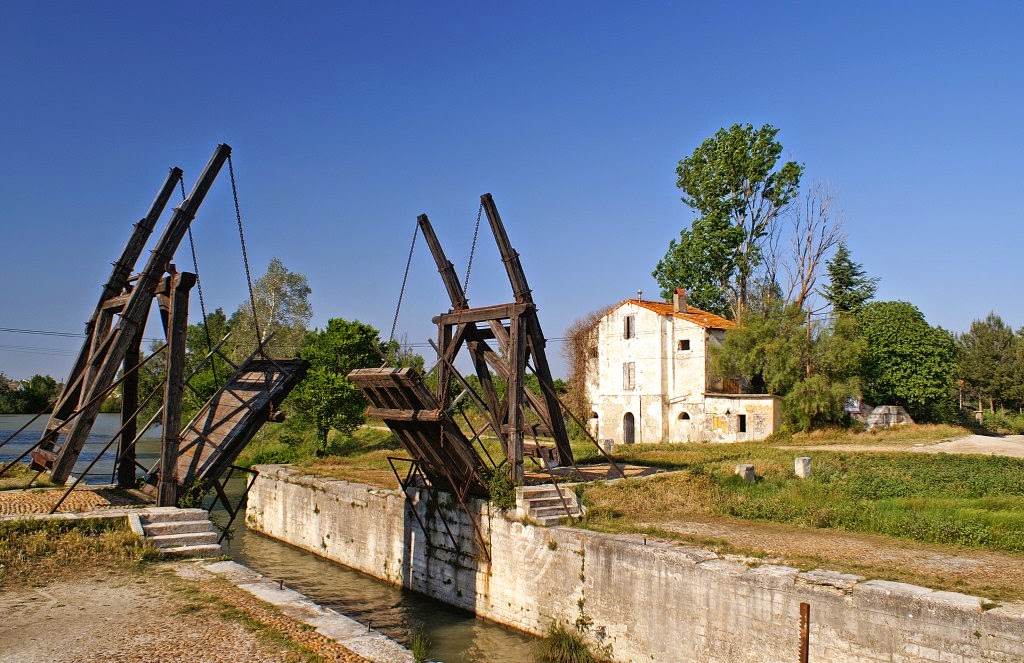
[
  {"xmin": 418, "ymin": 193, "xmax": 573, "ymax": 485},
  {"xmin": 29, "ymin": 146, "xmax": 231, "ymax": 504}
]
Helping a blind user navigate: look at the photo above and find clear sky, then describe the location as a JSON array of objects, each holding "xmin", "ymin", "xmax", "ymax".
[{"xmin": 1, "ymin": 2, "xmax": 1021, "ymax": 380}]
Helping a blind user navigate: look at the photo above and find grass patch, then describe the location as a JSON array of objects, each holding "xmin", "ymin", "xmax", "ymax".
[
  {"xmin": 0, "ymin": 517, "xmax": 159, "ymax": 588},
  {"xmin": 535, "ymin": 621, "xmax": 605, "ymax": 663},
  {"xmin": 577, "ymin": 441, "xmax": 1024, "ymax": 554},
  {"xmin": 410, "ymin": 626, "xmax": 432, "ymax": 663},
  {"xmin": 0, "ymin": 462, "xmax": 57, "ymax": 491}
]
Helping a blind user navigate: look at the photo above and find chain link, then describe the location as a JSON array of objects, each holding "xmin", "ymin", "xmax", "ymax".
[
  {"xmin": 389, "ymin": 223, "xmax": 419, "ymax": 346},
  {"xmin": 462, "ymin": 202, "xmax": 483, "ymax": 298},
  {"xmin": 227, "ymin": 154, "xmax": 263, "ymax": 351},
  {"xmin": 179, "ymin": 178, "xmax": 218, "ymax": 383}
]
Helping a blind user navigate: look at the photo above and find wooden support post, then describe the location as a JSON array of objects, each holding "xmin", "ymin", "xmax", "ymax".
[
  {"xmin": 41, "ymin": 166, "xmax": 183, "ymax": 450},
  {"xmin": 417, "ymin": 214, "xmax": 469, "ymax": 310},
  {"xmin": 50, "ymin": 144, "xmax": 229, "ymax": 484},
  {"xmin": 507, "ymin": 312, "xmax": 525, "ymax": 484},
  {"xmin": 799, "ymin": 602, "xmax": 810, "ymax": 663},
  {"xmin": 157, "ymin": 272, "xmax": 195, "ymax": 506},
  {"xmin": 117, "ymin": 330, "xmax": 142, "ymax": 488}
]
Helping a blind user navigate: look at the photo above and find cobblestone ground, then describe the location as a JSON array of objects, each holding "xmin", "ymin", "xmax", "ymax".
[
  {"xmin": 0, "ymin": 486, "xmax": 142, "ymax": 516},
  {"xmin": 0, "ymin": 567, "xmax": 370, "ymax": 662}
]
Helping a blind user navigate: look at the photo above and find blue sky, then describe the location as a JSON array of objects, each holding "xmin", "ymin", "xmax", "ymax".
[{"xmin": 1, "ymin": 2, "xmax": 1021, "ymax": 379}]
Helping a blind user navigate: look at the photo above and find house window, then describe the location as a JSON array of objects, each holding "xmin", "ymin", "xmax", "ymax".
[
  {"xmin": 677, "ymin": 339, "xmax": 690, "ymax": 351},
  {"xmin": 622, "ymin": 362, "xmax": 635, "ymax": 390},
  {"xmin": 738, "ymin": 414, "xmax": 747, "ymax": 433},
  {"xmin": 623, "ymin": 315, "xmax": 635, "ymax": 339}
]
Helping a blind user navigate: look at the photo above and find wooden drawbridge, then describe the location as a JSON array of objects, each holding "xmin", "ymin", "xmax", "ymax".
[{"xmin": 143, "ymin": 355, "xmax": 308, "ymax": 498}]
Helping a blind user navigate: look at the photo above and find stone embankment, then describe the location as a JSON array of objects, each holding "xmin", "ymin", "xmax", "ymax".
[{"xmin": 247, "ymin": 465, "xmax": 1024, "ymax": 663}]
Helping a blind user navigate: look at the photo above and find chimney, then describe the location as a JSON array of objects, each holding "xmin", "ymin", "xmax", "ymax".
[
  {"xmin": 673, "ymin": 288, "xmax": 687, "ymax": 313},
  {"xmin": 637, "ymin": 289, "xmax": 643, "ymax": 301}
]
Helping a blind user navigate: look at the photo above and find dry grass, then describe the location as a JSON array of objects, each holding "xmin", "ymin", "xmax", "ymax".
[
  {"xmin": 772, "ymin": 423, "xmax": 970, "ymax": 447},
  {"xmin": 0, "ymin": 517, "xmax": 159, "ymax": 589},
  {"xmin": 0, "ymin": 463, "xmax": 57, "ymax": 491}
]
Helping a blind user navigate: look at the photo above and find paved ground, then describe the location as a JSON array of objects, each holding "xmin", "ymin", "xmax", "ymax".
[
  {"xmin": 790, "ymin": 434, "xmax": 1024, "ymax": 458},
  {"xmin": 0, "ymin": 486, "xmax": 143, "ymax": 516}
]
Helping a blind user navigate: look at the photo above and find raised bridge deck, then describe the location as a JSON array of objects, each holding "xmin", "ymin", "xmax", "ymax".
[
  {"xmin": 348, "ymin": 367, "xmax": 491, "ymax": 497},
  {"xmin": 145, "ymin": 357, "xmax": 308, "ymax": 492}
]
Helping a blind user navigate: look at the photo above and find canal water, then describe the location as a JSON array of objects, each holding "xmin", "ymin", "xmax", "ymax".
[{"xmin": 0, "ymin": 413, "xmax": 538, "ymax": 662}]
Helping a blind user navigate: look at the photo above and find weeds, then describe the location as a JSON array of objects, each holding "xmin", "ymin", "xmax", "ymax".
[
  {"xmin": 535, "ymin": 621, "xmax": 603, "ymax": 663},
  {"xmin": 409, "ymin": 625, "xmax": 432, "ymax": 663}
]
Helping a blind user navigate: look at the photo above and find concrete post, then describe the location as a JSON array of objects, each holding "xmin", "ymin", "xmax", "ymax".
[
  {"xmin": 795, "ymin": 457, "xmax": 812, "ymax": 479},
  {"xmin": 735, "ymin": 464, "xmax": 756, "ymax": 483}
]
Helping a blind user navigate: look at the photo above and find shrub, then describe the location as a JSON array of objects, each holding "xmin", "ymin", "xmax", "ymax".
[{"xmin": 535, "ymin": 621, "xmax": 601, "ymax": 663}]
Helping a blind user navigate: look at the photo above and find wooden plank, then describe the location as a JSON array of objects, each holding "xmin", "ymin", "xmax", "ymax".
[
  {"xmin": 366, "ymin": 407, "xmax": 441, "ymax": 422},
  {"xmin": 431, "ymin": 302, "xmax": 531, "ymax": 326},
  {"xmin": 158, "ymin": 272, "xmax": 194, "ymax": 506}
]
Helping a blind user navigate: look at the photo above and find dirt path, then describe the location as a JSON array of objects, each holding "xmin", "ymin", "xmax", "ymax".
[
  {"xmin": 642, "ymin": 515, "xmax": 1024, "ymax": 602},
  {"xmin": 788, "ymin": 434, "xmax": 1024, "ymax": 458},
  {"xmin": 0, "ymin": 566, "xmax": 369, "ymax": 662}
]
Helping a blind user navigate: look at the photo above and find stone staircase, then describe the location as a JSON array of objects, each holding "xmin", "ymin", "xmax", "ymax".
[
  {"xmin": 515, "ymin": 484, "xmax": 584, "ymax": 526},
  {"xmin": 129, "ymin": 507, "xmax": 222, "ymax": 557}
]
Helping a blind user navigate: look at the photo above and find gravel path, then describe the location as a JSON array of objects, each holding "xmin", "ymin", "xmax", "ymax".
[
  {"xmin": 787, "ymin": 434, "xmax": 1024, "ymax": 458},
  {"xmin": 0, "ymin": 486, "xmax": 142, "ymax": 516},
  {"xmin": 0, "ymin": 566, "xmax": 370, "ymax": 662}
]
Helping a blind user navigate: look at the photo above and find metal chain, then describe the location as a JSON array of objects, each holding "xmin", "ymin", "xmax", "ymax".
[
  {"xmin": 179, "ymin": 178, "xmax": 218, "ymax": 383},
  {"xmin": 389, "ymin": 222, "xmax": 419, "ymax": 345},
  {"xmin": 462, "ymin": 202, "xmax": 483, "ymax": 297},
  {"xmin": 227, "ymin": 153, "xmax": 263, "ymax": 351}
]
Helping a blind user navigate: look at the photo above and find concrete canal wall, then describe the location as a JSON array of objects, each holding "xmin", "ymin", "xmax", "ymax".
[{"xmin": 247, "ymin": 466, "xmax": 1024, "ymax": 662}]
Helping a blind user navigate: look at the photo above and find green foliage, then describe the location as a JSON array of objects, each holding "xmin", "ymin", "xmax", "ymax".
[
  {"xmin": 654, "ymin": 123, "xmax": 803, "ymax": 319},
  {"xmin": 822, "ymin": 241, "xmax": 877, "ymax": 313},
  {"xmin": 290, "ymin": 318, "xmax": 384, "ymax": 448},
  {"xmin": 182, "ymin": 307, "xmax": 231, "ymax": 419},
  {"xmin": 958, "ymin": 313, "xmax": 1022, "ymax": 412},
  {"xmin": 535, "ymin": 621, "xmax": 601, "ymax": 663},
  {"xmin": 409, "ymin": 626, "xmax": 432, "ymax": 663},
  {"xmin": 0, "ymin": 373, "xmax": 59, "ymax": 414},
  {"xmin": 858, "ymin": 301, "xmax": 958, "ymax": 422},
  {"xmin": 228, "ymin": 257, "xmax": 312, "ymax": 362},
  {"xmin": 488, "ymin": 469, "xmax": 517, "ymax": 511},
  {"xmin": 714, "ymin": 303, "xmax": 864, "ymax": 430}
]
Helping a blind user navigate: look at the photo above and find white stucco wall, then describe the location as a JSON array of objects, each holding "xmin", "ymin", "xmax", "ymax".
[{"xmin": 587, "ymin": 303, "xmax": 779, "ymax": 444}]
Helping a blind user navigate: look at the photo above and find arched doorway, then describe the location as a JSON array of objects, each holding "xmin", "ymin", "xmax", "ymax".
[
  {"xmin": 623, "ymin": 412, "xmax": 635, "ymax": 445},
  {"xmin": 678, "ymin": 411, "xmax": 692, "ymax": 442}
]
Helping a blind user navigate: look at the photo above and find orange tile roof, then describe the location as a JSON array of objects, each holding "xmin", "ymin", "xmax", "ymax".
[{"xmin": 613, "ymin": 299, "xmax": 736, "ymax": 329}]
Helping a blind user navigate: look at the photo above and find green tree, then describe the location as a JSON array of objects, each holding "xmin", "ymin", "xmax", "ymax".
[
  {"xmin": 229, "ymin": 258, "xmax": 311, "ymax": 361},
  {"xmin": 822, "ymin": 241, "xmax": 877, "ymax": 314},
  {"xmin": 654, "ymin": 123, "xmax": 803, "ymax": 320},
  {"xmin": 0, "ymin": 374, "xmax": 60, "ymax": 414},
  {"xmin": 713, "ymin": 300, "xmax": 806, "ymax": 395},
  {"xmin": 291, "ymin": 318, "xmax": 384, "ymax": 448},
  {"xmin": 858, "ymin": 301, "xmax": 957, "ymax": 421},
  {"xmin": 182, "ymin": 307, "xmax": 231, "ymax": 418},
  {"xmin": 958, "ymin": 313, "xmax": 1018, "ymax": 412}
]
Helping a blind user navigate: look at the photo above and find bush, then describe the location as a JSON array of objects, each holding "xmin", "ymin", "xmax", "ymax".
[{"xmin": 488, "ymin": 470, "xmax": 517, "ymax": 511}]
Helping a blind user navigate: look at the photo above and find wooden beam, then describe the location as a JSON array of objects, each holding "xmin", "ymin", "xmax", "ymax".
[
  {"xmin": 117, "ymin": 330, "xmax": 142, "ymax": 488},
  {"xmin": 157, "ymin": 272, "xmax": 195, "ymax": 506},
  {"xmin": 432, "ymin": 302, "xmax": 532, "ymax": 326},
  {"xmin": 417, "ymin": 213, "xmax": 469, "ymax": 310},
  {"xmin": 49, "ymin": 144, "xmax": 230, "ymax": 484},
  {"xmin": 366, "ymin": 407, "xmax": 442, "ymax": 422}
]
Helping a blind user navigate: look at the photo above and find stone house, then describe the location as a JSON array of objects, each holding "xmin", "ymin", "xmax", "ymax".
[{"xmin": 586, "ymin": 289, "xmax": 781, "ymax": 444}]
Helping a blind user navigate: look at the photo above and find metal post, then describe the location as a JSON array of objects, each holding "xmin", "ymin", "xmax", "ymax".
[
  {"xmin": 800, "ymin": 602, "xmax": 810, "ymax": 663},
  {"xmin": 157, "ymin": 272, "xmax": 196, "ymax": 506}
]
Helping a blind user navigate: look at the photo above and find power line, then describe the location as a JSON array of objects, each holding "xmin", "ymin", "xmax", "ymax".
[{"xmin": 0, "ymin": 326, "xmax": 163, "ymax": 343}]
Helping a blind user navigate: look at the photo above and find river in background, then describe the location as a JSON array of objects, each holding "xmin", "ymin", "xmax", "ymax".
[{"xmin": 0, "ymin": 413, "xmax": 538, "ymax": 662}]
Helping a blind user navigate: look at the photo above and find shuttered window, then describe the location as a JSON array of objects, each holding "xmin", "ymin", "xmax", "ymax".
[
  {"xmin": 622, "ymin": 362, "xmax": 635, "ymax": 390},
  {"xmin": 623, "ymin": 315, "xmax": 635, "ymax": 339}
]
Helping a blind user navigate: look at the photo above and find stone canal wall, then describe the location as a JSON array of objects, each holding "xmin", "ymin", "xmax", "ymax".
[{"xmin": 246, "ymin": 466, "xmax": 1024, "ymax": 662}]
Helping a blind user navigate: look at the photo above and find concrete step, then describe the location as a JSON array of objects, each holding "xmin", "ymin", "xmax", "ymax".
[
  {"xmin": 159, "ymin": 543, "xmax": 223, "ymax": 558},
  {"xmin": 534, "ymin": 515, "xmax": 568, "ymax": 526},
  {"xmin": 518, "ymin": 484, "xmax": 573, "ymax": 496},
  {"xmin": 139, "ymin": 508, "xmax": 208, "ymax": 523},
  {"xmin": 526, "ymin": 496, "xmax": 576, "ymax": 509},
  {"xmin": 149, "ymin": 531, "xmax": 220, "ymax": 548},
  {"xmin": 529, "ymin": 505, "xmax": 581, "ymax": 519},
  {"xmin": 143, "ymin": 520, "xmax": 214, "ymax": 536}
]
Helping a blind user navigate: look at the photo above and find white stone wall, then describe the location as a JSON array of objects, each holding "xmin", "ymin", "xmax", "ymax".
[{"xmin": 248, "ymin": 467, "xmax": 1024, "ymax": 663}]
